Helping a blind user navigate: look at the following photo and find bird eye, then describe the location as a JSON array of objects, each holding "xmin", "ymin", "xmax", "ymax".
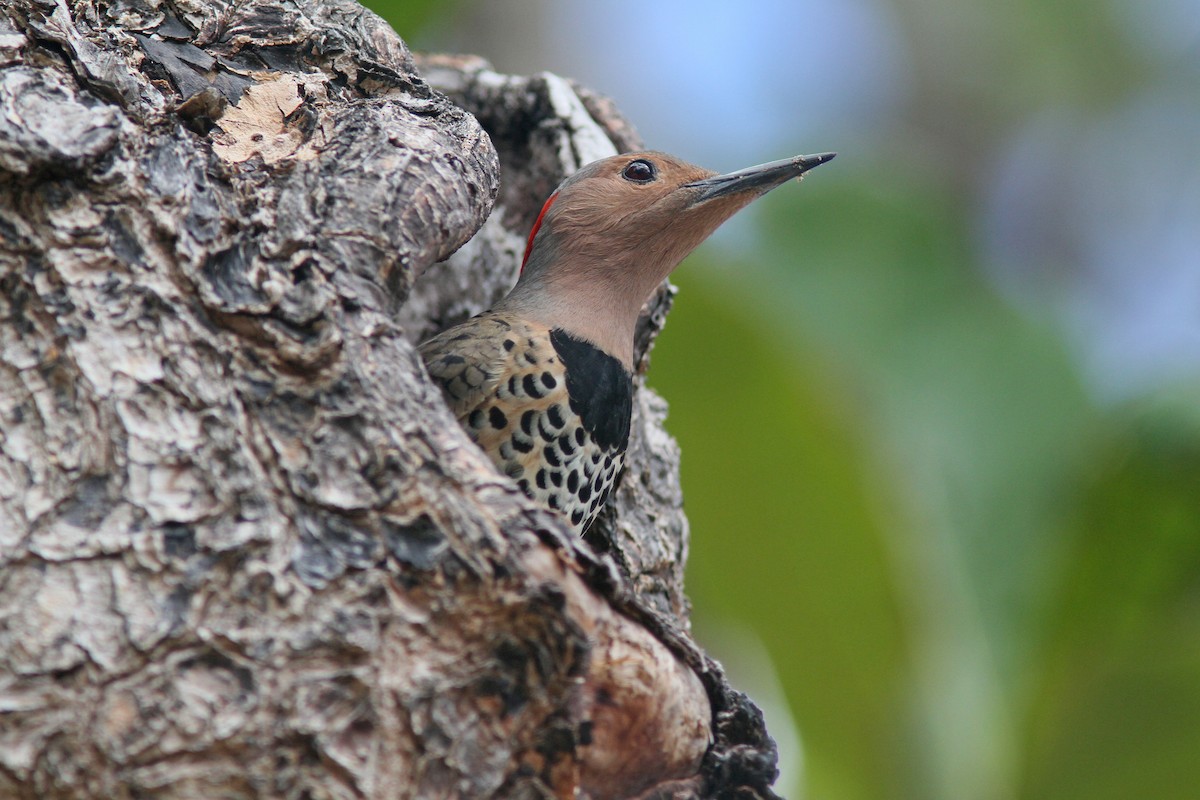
[{"xmin": 621, "ymin": 159, "xmax": 657, "ymax": 183}]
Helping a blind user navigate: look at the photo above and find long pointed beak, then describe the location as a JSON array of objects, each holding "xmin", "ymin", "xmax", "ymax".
[{"xmin": 684, "ymin": 152, "xmax": 836, "ymax": 203}]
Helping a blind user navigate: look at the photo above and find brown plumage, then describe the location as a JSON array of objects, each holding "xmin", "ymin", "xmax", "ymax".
[{"xmin": 420, "ymin": 149, "xmax": 834, "ymax": 533}]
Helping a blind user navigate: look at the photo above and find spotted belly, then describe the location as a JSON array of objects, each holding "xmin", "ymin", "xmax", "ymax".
[
  {"xmin": 468, "ymin": 389, "xmax": 624, "ymax": 532},
  {"xmin": 421, "ymin": 314, "xmax": 633, "ymax": 535}
]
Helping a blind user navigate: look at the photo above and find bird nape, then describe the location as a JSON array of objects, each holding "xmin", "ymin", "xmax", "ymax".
[{"xmin": 420, "ymin": 150, "xmax": 835, "ymax": 535}]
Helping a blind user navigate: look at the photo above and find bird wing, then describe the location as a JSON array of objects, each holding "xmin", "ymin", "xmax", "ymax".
[{"xmin": 418, "ymin": 313, "xmax": 520, "ymax": 422}]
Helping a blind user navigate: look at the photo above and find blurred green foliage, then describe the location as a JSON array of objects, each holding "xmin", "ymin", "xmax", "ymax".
[
  {"xmin": 359, "ymin": 0, "xmax": 448, "ymax": 38},
  {"xmin": 362, "ymin": 0, "xmax": 1200, "ymax": 798},
  {"xmin": 650, "ymin": 174, "xmax": 1200, "ymax": 800}
]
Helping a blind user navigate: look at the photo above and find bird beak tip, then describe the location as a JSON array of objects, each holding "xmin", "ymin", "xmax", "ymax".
[
  {"xmin": 797, "ymin": 152, "xmax": 837, "ymax": 172},
  {"xmin": 684, "ymin": 150, "xmax": 837, "ymax": 203}
]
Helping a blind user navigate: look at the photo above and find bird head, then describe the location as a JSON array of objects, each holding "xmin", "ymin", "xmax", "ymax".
[{"xmin": 500, "ymin": 150, "xmax": 835, "ymax": 367}]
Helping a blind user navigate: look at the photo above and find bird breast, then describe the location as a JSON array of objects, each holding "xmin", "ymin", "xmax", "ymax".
[{"xmin": 420, "ymin": 313, "xmax": 633, "ymax": 534}]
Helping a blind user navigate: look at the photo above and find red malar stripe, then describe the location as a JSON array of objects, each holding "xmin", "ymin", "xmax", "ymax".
[{"xmin": 521, "ymin": 191, "xmax": 559, "ymax": 273}]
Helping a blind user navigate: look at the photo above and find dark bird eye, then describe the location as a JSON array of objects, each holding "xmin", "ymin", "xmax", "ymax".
[{"xmin": 622, "ymin": 159, "xmax": 657, "ymax": 183}]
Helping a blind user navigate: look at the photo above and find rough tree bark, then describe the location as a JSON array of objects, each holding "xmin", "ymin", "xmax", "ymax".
[{"xmin": 0, "ymin": 2, "xmax": 781, "ymax": 798}]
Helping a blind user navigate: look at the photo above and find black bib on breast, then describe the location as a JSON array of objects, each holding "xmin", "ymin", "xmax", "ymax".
[{"xmin": 549, "ymin": 329, "xmax": 633, "ymax": 452}]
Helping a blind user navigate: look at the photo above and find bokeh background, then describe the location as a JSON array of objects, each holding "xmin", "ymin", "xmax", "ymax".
[{"xmin": 366, "ymin": 1, "xmax": 1200, "ymax": 797}]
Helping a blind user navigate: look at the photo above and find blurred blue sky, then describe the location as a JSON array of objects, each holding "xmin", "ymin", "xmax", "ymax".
[
  {"xmin": 547, "ymin": 0, "xmax": 908, "ymax": 165},
  {"xmin": 982, "ymin": 94, "xmax": 1200, "ymax": 400}
]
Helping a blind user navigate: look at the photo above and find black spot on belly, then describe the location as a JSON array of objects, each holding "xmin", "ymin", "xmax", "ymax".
[
  {"xmin": 544, "ymin": 445, "xmax": 561, "ymax": 467},
  {"xmin": 567, "ymin": 470, "xmax": 579, "ymax": 492},
  {"xmin": 489, "ymin": 407, "xmax": 508, "ymax": 429},
  {"xmin": 512, "ymin": 435, "xmax": 534, "ymax": 453},
  {"xmin": 541, "ymin": 372, "xmax": 557, "ymax": 389},
  {"xmin": 547, "ymin": 404, "xmax": 565, "ymax": 429},
  {"xmin": 522, "ymin": 374, "xmax": 545, "ymax": 398},
  {"xmin": 549, "ymin": 329, "xmax": 633, "ymax": 452},
  {"xmin": 571, "ymin": 509, "xmax": 584, "ymax": 526},
  {"xmin": 521, "ymin": 410, "xmax": 536, "ymax": 436}
]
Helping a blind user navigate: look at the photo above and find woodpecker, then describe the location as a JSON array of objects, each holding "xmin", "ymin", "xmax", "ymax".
[{"xmin": 420, "ymin": 150, "xmax": 835, "ymax": 534}]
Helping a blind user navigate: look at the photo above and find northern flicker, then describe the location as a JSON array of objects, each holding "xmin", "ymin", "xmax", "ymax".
[{"xmin": 420, "ymin": 150, "xmax": 835, "ymax": 534}]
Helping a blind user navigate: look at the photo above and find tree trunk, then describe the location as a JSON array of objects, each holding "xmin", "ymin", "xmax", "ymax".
[{"xmin": 0, "ymin": 2, "xmax": 780, "ymax": 797}]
